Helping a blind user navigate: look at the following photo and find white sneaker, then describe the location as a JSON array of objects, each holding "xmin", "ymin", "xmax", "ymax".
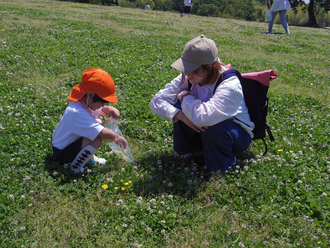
[{"xmin": 87, "ymin": 155, "xmax": 107, "ymax": 166}]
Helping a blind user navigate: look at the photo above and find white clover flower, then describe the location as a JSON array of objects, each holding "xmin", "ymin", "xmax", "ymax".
[
  {"xmin": 161, "ymin": 229, "xmax": 166, "ymax": 235},
  {"xmin": 158, "ymin": 210, "xmax": 163, "ymax": 215},
  {"xmin": 107, "ymin": 178, "xmax": 114, "ymax": 183},
  {"xmin": 121, "ymin": 168, "xmax": 125, "ymax": 172},
  {"xmin": 145, "ymin": 227, "xmax": 152, "ymax": 232},
  {"xmin": 150, "ymin": 198, "xmax": 156, "ymax": 204},
  {"xmin": 118, "ymin": 199, "xmax": 123, "ymax": 204},
  {"xmin": 161, "ymin": 220, "xmax": 166, "ymax": 224},
  {"xmin": 160, "ymin": 201, "xmax": 165, "ymax": 205},
  {"xmin": 130, "ymin": 216, "xmax": 134, "ymax": 220},
  {"xmin": 168, "ymin": 183, "xmax": 173, "ymax": 187},
  {"xmin": 239, "ymin": 241, "xmax": 245, "ymax": 247},
  {"xmin": 9, "ymin": 194, "xmax": 14, "ymax": 200},
  {"xmin": 20, "ymin": 195, "xmax": 25, "ymax": 200},
  {"xmin": 297, "ymin": 180, "xmax": 302, "ymax": 184},
  {"xmin": 322, "ymin": 192, "xmax": 327, "ymax": 197},
  {"xmin": 168, "ymin": 194, "xmax": 173, "ymax": 199},
  {"xmin": 138, "ymin": 196, "xmax": 143, "ymax": 201},
  {"xmin": 272, "ymin": 175, "xmax": 277, "ymax": 180},
  {"xmin": 187, "ymin": 180, "xmax": 192, "ymax": 185}
]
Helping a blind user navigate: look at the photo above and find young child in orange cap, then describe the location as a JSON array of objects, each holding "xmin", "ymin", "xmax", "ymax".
[{"xmin": 52, "ymin": 68, "xmax": 127, "ymax": 173}]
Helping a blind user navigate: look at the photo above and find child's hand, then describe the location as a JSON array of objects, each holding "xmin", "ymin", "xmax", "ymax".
[
  {"xmin": 177, "ymin": 90, "xmax": 191, "ymax": 102},
  {"xmin": 102, "ymin": 106, "xmax": 120, "ymax": 120},
  {"xmin": 116, "ymin": 136, "xmax": 127, "ymax": 149}
]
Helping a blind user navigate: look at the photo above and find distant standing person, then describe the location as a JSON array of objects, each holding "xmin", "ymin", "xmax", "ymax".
[
  {"xmin": 181, "ymin": 0, "xmax": 192, "ymax": 18},
  {"xmin": 145, "ymin": 2, "xmax": 151, "ymax": 10},
  {"xmin": 267, "ymin": 0, "xmax": 291, "ymax": 34}
]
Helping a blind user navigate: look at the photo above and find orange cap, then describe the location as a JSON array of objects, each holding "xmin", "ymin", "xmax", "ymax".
[{"xmin": 68, "ymin": 68, "xmax": 118, "ymax": 103}]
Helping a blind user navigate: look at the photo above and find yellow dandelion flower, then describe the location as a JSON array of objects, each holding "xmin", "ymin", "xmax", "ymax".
[
  {"xmin": 102, "ymin": 184, "xmax": 108, "ymax": 189},
  {"xmin": 278, "ymin": 149, "xmax": 283, "ymax": 152},
  {"xmin": 125, "ymin": 182, "xmax": 129, "ymax": 186},
  {"xmin": 128, "ymin": 180, "xmax": 132, "ymax": 184},
  {"xmin": 290, "ymin": 151, "xmax": 293, "ymax": 153},
  {"xmin": 4, "ymin": 45, "xmax": 7, "ymax": 47},
  {"xmin": 120, "ymin": 180, "xmax": 124, "ymax": 182},
  {"xmin": 114, "ymin": 187, "xmax": 119, "ymax": 190},
  {"xmin": 121, "ymin": 187, "xmax": 125, "ymax": 190}
]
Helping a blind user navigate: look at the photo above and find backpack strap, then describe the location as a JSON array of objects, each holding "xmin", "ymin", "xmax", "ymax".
[{"xmin": 213, "ymin": 69, "xmax": 241, "ymax": 95}]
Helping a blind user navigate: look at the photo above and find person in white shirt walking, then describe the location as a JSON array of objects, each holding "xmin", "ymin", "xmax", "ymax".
[
  {"xmin": 145, "ymin": 2, "xmax": 151, "ymax": 10},
  {"xmin": 149, "ymin": 35, "xmax": 253, "ymax": 173},
  {"xmin": 267, "ymin": 0, "xmax": 291, "ymax": 34},
  {"xmin": 181, "ymin": 0, "xmax": 192, "ymax": 18}
]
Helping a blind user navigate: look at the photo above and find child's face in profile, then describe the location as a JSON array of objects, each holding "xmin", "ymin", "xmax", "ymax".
[{"xmin": 89, "ymin": 100, "xmax": 105, "ymax": 111}]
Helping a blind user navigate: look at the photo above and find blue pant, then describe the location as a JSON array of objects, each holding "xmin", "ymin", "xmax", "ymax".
[
  {"xmin": 173, "ymin": 102, "xmax": 251, "ymax": 173},
  {"xmin": 268, "ymin": 10, "xmax": 289, "ymax": 33}
]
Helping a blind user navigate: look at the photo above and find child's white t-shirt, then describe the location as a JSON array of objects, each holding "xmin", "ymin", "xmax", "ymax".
[{"xmin": 52, "ymin": 101, "xmax": 104, "ymax": 150}]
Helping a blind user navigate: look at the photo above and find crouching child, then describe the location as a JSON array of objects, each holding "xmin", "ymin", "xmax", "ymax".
[{"xmin": 52, "ymin": 68, "xmax": 127, "ymax": 173}]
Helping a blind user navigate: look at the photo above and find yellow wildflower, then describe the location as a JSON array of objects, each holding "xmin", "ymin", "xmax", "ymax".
[
  {"xmin": 125, "ymin": 182, "xmax": 129, "ymax": 186},
  {"xmin": 278, "ymin": 149, "xmax": 283, "ymax": 152},
  {"xmin": 102, "ymin": 184, "xmax": 108, "ymax": 189},
  {"xmin": 114, "ymin": 187, "xmax": 119, "ymax": 190},
  {"xmin": 121, "ymin": 187, "xmax": 125, "ymax": 190}
]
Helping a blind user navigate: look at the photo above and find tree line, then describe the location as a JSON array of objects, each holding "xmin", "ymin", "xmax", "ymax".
[{"xmin": 58, "ymin": 0, "xmax": 330, "ymax": 26}]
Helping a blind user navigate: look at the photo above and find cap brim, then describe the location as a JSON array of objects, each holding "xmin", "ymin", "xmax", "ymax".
[
  {"xmin": 103, "ymin": 95, "xmax": 118, "ymax": 103},
  {"xmin": 171, "ymin": 57, "xmax": 201, "ymax": 74}
]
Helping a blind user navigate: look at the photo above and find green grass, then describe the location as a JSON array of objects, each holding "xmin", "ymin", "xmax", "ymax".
[{"xmin": 1, "ymin": 0, "xmax": 330, "ymax": 247}]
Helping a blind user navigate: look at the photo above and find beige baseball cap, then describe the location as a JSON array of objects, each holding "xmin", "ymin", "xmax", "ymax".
[{"xmin": 171, "ymin": 35, "xmax": 218, "ymax": 74}]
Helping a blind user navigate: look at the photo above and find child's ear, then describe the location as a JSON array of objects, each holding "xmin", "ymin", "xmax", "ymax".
[{"xmin": 88, "ymin": 91, "xmax": 95, "ymax": 99}]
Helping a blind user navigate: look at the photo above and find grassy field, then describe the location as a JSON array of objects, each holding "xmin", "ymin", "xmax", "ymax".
[{"xmin": 1, "ymin": 0, "xmax": 330, "ymax": 247}]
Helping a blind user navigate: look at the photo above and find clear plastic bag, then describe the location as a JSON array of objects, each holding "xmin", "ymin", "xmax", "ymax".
[
  {"xmin": 97, "ymin": 110, "xmax": 135, "ymax": 164},
  {"xmin": 265, "ymin": 9, "xmax": 272, "ymax": 22}
]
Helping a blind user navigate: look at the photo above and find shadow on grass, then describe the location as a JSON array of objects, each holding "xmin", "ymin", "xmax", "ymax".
[
  {"xmin": 260, "ymin": 31, "xmax": 288, "ymax": 35},
  {"xmin": 43, "ymin": 153, "xmax": 96, "ymax": 183},
  {"xmin": 131, "ymin": 149, "xmax": 256, "ymax": 200}
]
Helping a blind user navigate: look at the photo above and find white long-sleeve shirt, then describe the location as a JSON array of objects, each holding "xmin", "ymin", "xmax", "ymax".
[{"xmin": 149, "ymin": 68, "xmax": 254, "ymax": 138}]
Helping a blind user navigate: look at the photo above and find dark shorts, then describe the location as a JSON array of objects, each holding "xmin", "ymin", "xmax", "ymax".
[
  {"xmin": 53, "ymin": 137, "xmax": 83, "ymax": 164},
  {"xmin": 184, "ymin": 6, "xmax": 191, "ymax": 14}
]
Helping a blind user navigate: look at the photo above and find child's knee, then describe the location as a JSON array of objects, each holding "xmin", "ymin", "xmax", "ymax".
[
  {"xmin": 83, "ymin": 136, "xmax": 102, "ymax": 149},
  {"xmin": 92, "ymin": 136, "xmax": 103, "ymax": 148}
]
